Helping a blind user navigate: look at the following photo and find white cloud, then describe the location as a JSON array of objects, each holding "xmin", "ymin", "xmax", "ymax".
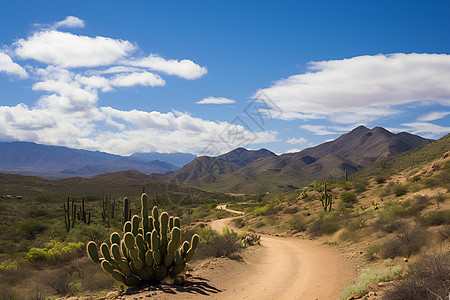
[
  {"xmin": 53, "ymin": 16, "xmax": 85, "ymax": 29},
  {"xmin": 300, "ymin": 125, "xmax": 340, "ymax": 135},
  {"xmin": 400, "ymin": 122, "xmax": 450, "ymax": 136},
  {"xmin": 0, "ymin": 52, "xmax": 28, "ymax": 78},
  {"xmin": 14, "ymin": 30, "xmax": 136, "ymax": 68},
  {"xmin": 110, "ymin": 71, "xmax": 165, "ymax": 87},
  {"xmin": 285, "ymin": 148, "xmax": 302, "ymax": 153},
  {"xmin": 287, "ymin": 137, "xmax": 309, "ymax": 145},
  {"xmin": 417, "ymin": 111, "xmax": 450, "ymax": 121},
  {"xmin": 254, "ymin": 53, "xmax": 450, "ymax": 123},
  {"xmin": 0, "ymin": 17, "xmax": 271, "ymax": 155},
  {"xmin": 196, "ymin": 97, "xmax": 236, "ymax": 105},
  {"xmin": 127, "ymin": 54, "xmax": 207, "ymax": 80}
]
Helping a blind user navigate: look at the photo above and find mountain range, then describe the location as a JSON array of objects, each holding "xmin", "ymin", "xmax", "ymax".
[
  {"xmin": 0, "ymin": 142, "xmax": 185, "ymax": 179},
  {"xmin": 0, "ymin": 126, "xmax": 435, "ymax": 188},
  {"xmin": 170, "ymin": 126, "xmax": 433, "ymax": 192}
]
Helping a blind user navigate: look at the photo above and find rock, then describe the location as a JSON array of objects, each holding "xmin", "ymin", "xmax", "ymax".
[
  {"xmin": 403, "ymin": 257, "xmax": 408, "ymax": 262},
  {"xmin": 378, "ymin": 281, "xmax": 390, "ymax": 287},
  {"xmin": 367, "ymin": 282, "xmax": 379, "ymax": 291},
  {"xmin": 106, "ymin": 291, "xmax": 120, "ymax": 298},
  {"xmin": 346, "ymin": 294, "xmax": 362, "ymax": 300}
]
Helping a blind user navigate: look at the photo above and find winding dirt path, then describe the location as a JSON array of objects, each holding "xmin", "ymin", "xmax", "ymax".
[{"xmin": 210, "ymin": 217, "xmax": 355, "ymax": 300}]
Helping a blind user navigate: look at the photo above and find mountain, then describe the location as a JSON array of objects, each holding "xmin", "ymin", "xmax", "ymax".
[
  {"xmin": 129, "ymin": 152, "xmax": 197, "ymax": 167},
  {"xmin": 170, "ymin": 126, "xmax": 433, "ymax": 193},
  {"xmin": 172, "ymin": 148, "xmax": 276, "ymax": 183},
  {"xmin": 0, "ymin": 142, "xmax": 180, "ymax": 179}
]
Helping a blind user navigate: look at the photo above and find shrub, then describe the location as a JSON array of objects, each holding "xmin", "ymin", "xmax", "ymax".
[
  {"xmin": 25, "ymin": 240, "xmax": 84, "ymax": 263},
  {"xmin": 196, "ymin": 226, "xmax": 241, "ymax": 259},
  {"xmin": 308, "ymin": 215, "xmax": 341, "ymax": 237},
  {"xmin": 254, "ymin": 221, "xmax": 265, "ymax": 228},
  {"xmin": 375, "ymin": 175, "xmax": 387, "ymax": 184},
  {"xmin": 284, "ymin": 206, "xmax": 299, "ymax": 214},
  {"xmin": 339, "ymin": 266, "xmax": 402, "ymax": 300},
  {"xmin": 420, "ymin": 210, "xmax": 450, "ymax": 226},
  {"xmin": 0, "ymin": 284, "xmax": 21, "ymax": 300},
  {"xmin": 380, "ymin": 226, "xmax": 427, "ymax": 259},
  {"xmin": 364, "ymin": 244, "xmax": 381, "ymax": 261},
  {"xmin": 392, "ymin": 184, "xmax": 407, "ymax": 196},
  {"xmin": 0, "ymin": 260, "xmax": 17, "ymax": 271},
  {"xmin": 232, "ymin": 217, "xmax": 245, "ymax": 228},
  {"xmin": 340, "ymin": 192, "xmax": 357, "ymax": 204},
  {"xmin": 209, "ymin": 202, "xmax": 218, "ymax": 209},
  {"xmin": 384, "ymin": 251, "xmax": 449, "ymax": 300},
  {"xmin": 288, "ymin": 215, "xmax": 306, "ymax": 232},
  {"xmin": 17, "ymin": 221, "xmax": 47, "ymax": 239}
]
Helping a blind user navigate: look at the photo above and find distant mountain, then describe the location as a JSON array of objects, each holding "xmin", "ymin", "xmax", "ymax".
[
  {"xmin": 0, "ymin": 142, "xmax": 179, "ymax": 179},
  {"xmin": 173, "ymin": 148, "xmax": 276, "ymax": 183},
  {"xmin": 170, "ymin": 126, "xmax": 433, "ymax": 193},
  {"xmin": 129, "ymin": 152, "xmax": 197, "ymax": 167}
]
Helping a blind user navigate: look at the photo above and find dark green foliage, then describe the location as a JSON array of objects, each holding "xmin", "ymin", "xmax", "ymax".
[
  {"xmin": 196, "ymin": 226, "xmax": 241, "ymax": 259},
  {"xmin": 375, "ymin": 175, "xmax": 387, "ymax": 184},
  {"xmin": 63, "ymin": 197, "xmax": 76, "ymax": 233},
  {"xmin": 18, "ymin": 221, "xmax": 47, "ymax": 239}
]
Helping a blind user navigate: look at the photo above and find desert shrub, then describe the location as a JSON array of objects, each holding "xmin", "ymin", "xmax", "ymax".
[
  {"xmin": 375, "ymin": 218, "xmax": 408, "ymax": 234},
  {"xmin": 66, "ymin": 223, "xmax": 111, "ymax": 245},
  {"xmin": 375, "ymin": 175, "xmax": 387, "ymax": 184},
  {"xmin": 380, "ymin": 225, "xmax": 427, "ymax": 259},
  {"xmin": 38, "ymin": 267, "xmax": 75, "ymax": 295},
  {"xmin": 340, "ymin": 192, "xmax": 357, "ymax": 204},
  {"xmin": 196, "ymin": 226, "xmax": 241, "ymax": 259},
  {"xmin": 0, "ymin": 284, "xmax": 21, "ymax": 300},
  {"xmin": 17, "ymin": 221, "xmax": 47, "ymax": 239},
  {"xmin": 392, "ymin": 183, "xmax": 407, "ymax": 196},
  {"xmin": 346, "ymin": 219, "xmax": 365, "ymax": 232},
  {"xmin": 288, "ymin": 215, "xmax": 306, "ymax": 232},
  {"xmin": 0, "ymin": 260, "xmax": 17, "ymax": 271},
  {"xmin": 254, "ymin": 221, "xmax": 265, "ymax": 228},
  {"xmin": 232, "ymin": 217, "xmax": 245, "ymax": 228},
  {"xmin": 353, "ymin": 179, "xmax": 369, "ymax": 193},
  {"xmin": 26, "ymin": 209, "xmax": 48, "ymax": 218},
  {"xmin": 308, "ymin": 215, "xmax": 341, "ymax": 237},
  {"xmin": 284, "ymin": 205, "xmax": 299, "ymax": 214},
  {"xmin": 384, "ymin": 250, "xmax": 449, "ymax": 300},
  {"xmin": 26, "ymin": 240, "xmax": 84, "ymax": 263},
  {"xmin": 404, "ymin": 195, "xmax": 430, "ymax": 216},
  {"xmin": 420, "ymin": 210, "xmax": 450, "ymax": 227},
  {"xmin": 209, "ymin": 202, "xmax": 218, "ymax": 209},
  {"xmin": 339, "ymin": 266, "xmax": 402, "ymax": 300},
  {"xmin": 253, "ymin": 205, "xmax": 269, "ymax": 217},
  {"xmin": 364, "ymin": 244, "xmax": 381, "ymax": 261}
]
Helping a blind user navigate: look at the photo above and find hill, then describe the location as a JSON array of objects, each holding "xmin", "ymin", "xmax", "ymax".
[
  {"xmin": 171, "ymin": 126, "xmax": 433, "ymax": 193},
  {"xmin": 0, "ymin": 142, "xmax": 179, "ymax": 179},
  {"xmin": 129, "ymin": 152, "xmax": 197, "ymax": 167}
]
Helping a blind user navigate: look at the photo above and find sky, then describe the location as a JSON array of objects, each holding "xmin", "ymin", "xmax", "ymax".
[{"xmin": 0, "ymin": 0, "xmax": 449, "ymax": 156}]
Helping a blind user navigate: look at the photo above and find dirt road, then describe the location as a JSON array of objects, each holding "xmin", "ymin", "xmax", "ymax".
[{"xmin": 210, "ymin": 217, "xmax": 354, "ymax": 300}]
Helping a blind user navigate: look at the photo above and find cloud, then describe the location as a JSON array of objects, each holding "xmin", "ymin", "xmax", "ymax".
[
  {"xmin": 286, "ymin": 137, "xmax": 309, "ymax": 145},
  {"xmin": 254, "ymin": 53, "xmax": 450, "ymax": 122},
  {"xmin": 14, "ymin": 30, "xmax": 136, "ymax": 68},
  {"xmin": 0, "ymin": 52, "xmax": 28, "ymax": 78},
  {"xmin": 300, "ymin": 125, "xmax": 340, "ymax": 135},
  {"xmin": 196, "ymin": 97, "xmax": 236, "ymax": 104},
  {"xmin": 127, "ymin": 54, "xmax": 207, "ymax": 80},
  {"xmin": 417, "ymin": 111, "xmax": 450, "ymax": 121},
  {"xmin": 53, "ymin": 16, "xmax": 85, "ymax": 29},
  {"xmin": 110, "ymin": 71, "xmax": 165, "ymax": 87},
  {"xmin": 400, "ymin": 122, "xmax": 450, "ymax": 135}
]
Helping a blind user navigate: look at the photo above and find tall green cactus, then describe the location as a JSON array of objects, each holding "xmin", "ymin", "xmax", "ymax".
[
  {"xmin": 123, "ymin": 197, "xmax": 131, "ymax": 225},
  {"xmin": 319, "ymin": 182, "xmax": 333, "ymax": 212},
  {"xmin": 77, "ymin": 197, "xmax": 91, "ymax": 225},
  {"xmin": 87, "ymin": 192, "xmax": 199, "ymax": 287},
  {"xmin": 64, "ymin": 197, "xmax": 77, "ymax": 232}
]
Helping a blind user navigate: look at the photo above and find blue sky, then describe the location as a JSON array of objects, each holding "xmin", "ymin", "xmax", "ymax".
[{"xmin": 0, "ymin": 0, "xmax": 449, "ymax": 156}]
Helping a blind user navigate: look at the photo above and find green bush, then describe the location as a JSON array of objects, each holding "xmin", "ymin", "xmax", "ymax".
[
  {"xmin": 288, "ymin": 215, "xmax": 306, "ymax": 232},
  {"xmin": 375, "ymin": 175, "xmax": 387, "ymax": 184},
  {"xmin": 308, "ymin": 215, "xmax": 341, "ymax": 237},
  {"xmin": 25, "ymin": 240, "xmax": 84, "ymax": 262},
  {"xmin": 0, "ymin": 260, "xmax": 18, "ymax": 271},
  {"xmin": 340, "ymin": 192, "xmax": 357, "ymax": 204},
  {"xmin": 196, "ymin": 226, "xmax": 241, "ymax": 259},
  {"xmin": 380, "ymin": 226, "xmax": 427, "ymax": 259},
  {"xmin": 17, "ymin": 221, "xmax": 47, "ymax": 239},
  {"xmin": 392, "ymin": 184, "xmax": 407, "ymax": 196},
  {"xmin": 339, "ymin": 266, "xmax": 402, "ymax": 300}
]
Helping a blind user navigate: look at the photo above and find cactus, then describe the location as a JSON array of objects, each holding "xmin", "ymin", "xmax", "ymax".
[
  {"xmin": 87, "ymin": 192, "xmax": 199, "ymax": 287},
  {"xmin": 319, "ymin": 182, "xmax": 332, "ymax": 212},
  {"xmin": 63, "ymin": 197, "xmax": 77, "ymax": 232},
  {"xmin": 345, "ymin": 169, "xmax": 348, "ymax": 182},
  {"xmin": 123, "ymin": 197, "xmax": 131, "ymax": 225},
  {"xmin": 77, "ymin": 197, "xmax": 91, "ymax": 225}
]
